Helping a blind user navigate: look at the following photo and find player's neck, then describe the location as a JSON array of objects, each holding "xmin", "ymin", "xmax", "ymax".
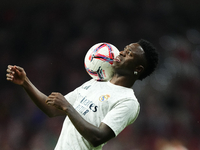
[{"xmin": 110, "ymin": 74, "xmax": 136, "ymax": 88}]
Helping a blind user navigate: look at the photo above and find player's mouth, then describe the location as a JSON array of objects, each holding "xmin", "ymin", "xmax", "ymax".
[{"xmin": 113, "ymin": 56, "xmax": 121, "ymax": 62}]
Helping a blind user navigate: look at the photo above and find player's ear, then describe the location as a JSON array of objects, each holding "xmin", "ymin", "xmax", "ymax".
[{"xmin": 135, "ymin": 65, "xmax": 144, "ymax": 74}]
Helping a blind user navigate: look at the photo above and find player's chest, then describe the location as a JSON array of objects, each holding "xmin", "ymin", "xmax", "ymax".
[{"xmin": 74, "ymin": 85, "xmax": 112, "ymax": 116}]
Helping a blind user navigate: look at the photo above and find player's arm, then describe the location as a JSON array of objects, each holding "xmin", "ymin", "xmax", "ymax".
[
  {"xmin": 6, "ymin": 65, "xmax": 66, "ymax": 117},
  {"xmin": 67, "ymin": 108, "xmax": 115, "ymax": 147},
  {"xmin": 46, "ymin": 93, "xmax": 115, "ymax": 147}
]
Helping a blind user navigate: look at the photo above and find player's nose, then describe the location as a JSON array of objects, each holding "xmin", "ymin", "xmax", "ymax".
[{"xmin": 119, "ymin": 50, "xmax": 126, "ymax": 57}]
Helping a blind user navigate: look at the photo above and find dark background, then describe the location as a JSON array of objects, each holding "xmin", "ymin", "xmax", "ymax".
[{"xmin": 1, "ymin": 0, "xmax": 200, "ymax": 149}]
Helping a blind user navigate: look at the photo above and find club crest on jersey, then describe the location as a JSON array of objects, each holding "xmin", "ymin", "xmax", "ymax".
[{"xmin": 99, "ymin": 94, "xmax": 110, "ymax": 102}]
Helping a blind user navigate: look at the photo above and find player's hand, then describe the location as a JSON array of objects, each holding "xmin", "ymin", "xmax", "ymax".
[
  {"xmin": 6, "ymin": 65, "xmax": 26, "ymax": 85},
  {"xmin": 46, "ymin": 92, "xmax": 70, "ymax": 112}
]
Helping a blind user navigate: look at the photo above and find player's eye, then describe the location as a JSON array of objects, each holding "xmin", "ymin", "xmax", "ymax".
[{"xmin": 127, "ymin": 49, "xmax": 132, "ymax": 56}]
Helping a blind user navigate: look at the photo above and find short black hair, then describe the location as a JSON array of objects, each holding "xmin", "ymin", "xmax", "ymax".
[{"xmin": 137, "ymin": 39, "xmax": 159, "ymax": 80}]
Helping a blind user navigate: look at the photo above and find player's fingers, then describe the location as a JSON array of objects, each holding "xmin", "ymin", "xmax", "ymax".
[
  {"xmin": 46, "ymin": 100, "xmax": 56, "ymax": 106},
  {"xmin": 7, "ymin": 65, "xmax": 16, "ymax": 72},
  {"xmin": 45, "ymin": 98, "xmax": 49, "ymax": 103},
  {"xmin": 46, "ymin": 99, "xmax": 50, "ymax": 104},
  {"xmin": 6, "ymin": 73, "xmax": 13, "ymax": 81},
  {"xmin": 8, "ymin": 65, "xmax": 14, "ymax": 69},
  {"xmin": 46, "ymin": 96, "xmax": 55, "ymax": 103},
  {"xmin": 6, "ymin": 73, "xmax": 13, "ymax": 77},
  {"xmin": 51, "ymin": 92, "xmax": 60, "ymax": 95},
  {"xmin": 45, "ymin": 98, "xmax": 51, "ymax": 104},
  {"xmin": 6, "ymin": 77, "xmax": 13, "ymax": 81},
  {"xmin": 46, "ymin": 101, "xmax": 61, "ymax": 110},
  {"xmin": 7, "ymin": 65, "xmax": 19, "ymax": 73},
  {"xmin": 46, "ymin": 101, "xmax": 52, "ymax": 106},
  {"xmin": 6, "ymin": 68, "xmax": 15, "ymax": 74},
  {"xmin": 48, "ymin": 95, "xmax": 56, "ymax": 100},
  {"xmin": 49, "ymin": 92, "xmax": 61, "ymax": 98},
  {"xmin": 14, "ymin": 65, "xmax": 24, "ymax": 72}
]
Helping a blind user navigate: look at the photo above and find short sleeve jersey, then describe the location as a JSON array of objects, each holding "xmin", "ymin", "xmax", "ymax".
[{"xmin": 54, "ymin": 79, "xmax": 140, "ymax": 150}]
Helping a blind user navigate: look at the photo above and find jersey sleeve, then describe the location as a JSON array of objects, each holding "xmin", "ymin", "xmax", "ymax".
[
  {"xmin": 102, "ymin": 99, "xmax": 140, "ymax": 136},
  {"xmin": 64, "ymin": 90, "xmax": 78, "ymax": 106}
]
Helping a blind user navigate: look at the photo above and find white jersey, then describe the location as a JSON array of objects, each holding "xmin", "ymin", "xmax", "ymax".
[{"xmin": 55, "ymin": 79, "xmax": 140, "ymax": 150}]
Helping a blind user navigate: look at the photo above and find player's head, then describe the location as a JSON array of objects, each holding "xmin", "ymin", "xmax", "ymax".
[
  {"xmin": 112, "ymin": 39, "xmax": 158, "ymax": 81},
  {"xmin": 137, "ymin": 39, "xmax": 159, "ymax": 80}
]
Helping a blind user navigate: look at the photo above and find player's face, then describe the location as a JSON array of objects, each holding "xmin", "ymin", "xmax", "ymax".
[{"xmin": 112, "ymin": 43, "xmax": 145, "ymax": 75}]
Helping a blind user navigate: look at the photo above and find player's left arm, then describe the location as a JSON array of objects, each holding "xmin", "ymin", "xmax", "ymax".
[{"xmin": 46, "ymin": 92, "xmax": 115, "ymax": 147}]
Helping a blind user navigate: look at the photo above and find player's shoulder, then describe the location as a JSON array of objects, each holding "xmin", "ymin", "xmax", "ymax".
[
  {"xmin": 120, "ymin": 97, "xmax": 139, "ymax": 106},
  {"xmin": 80, "ymin": 79, "xmax": 97, "ymax": 88}
]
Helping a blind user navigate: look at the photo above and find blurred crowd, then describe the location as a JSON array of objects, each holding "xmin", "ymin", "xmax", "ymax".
[{"xmin": 0, "ymin": 0, "xmax": 200, "ymax": 150}]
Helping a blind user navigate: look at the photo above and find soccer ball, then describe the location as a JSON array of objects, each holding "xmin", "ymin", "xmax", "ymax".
[{"xmin": 84, "ymin": 43, "xmax": 119, "ymax": 81}]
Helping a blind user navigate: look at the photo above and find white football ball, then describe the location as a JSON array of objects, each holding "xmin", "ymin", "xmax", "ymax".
[{"xmin": 84, "ymin": 43, "xmax": 119, "ymax": 81}]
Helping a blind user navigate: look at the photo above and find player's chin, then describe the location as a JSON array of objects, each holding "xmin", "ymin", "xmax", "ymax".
[{"xmin": 111, "ymin": 61, "xmax": 120, "ymax": 68}]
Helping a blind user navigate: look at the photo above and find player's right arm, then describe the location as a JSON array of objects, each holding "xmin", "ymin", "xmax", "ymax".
[{"xmin": 6, "ymin": 65, "xmax": 66, "ymax": 117}]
